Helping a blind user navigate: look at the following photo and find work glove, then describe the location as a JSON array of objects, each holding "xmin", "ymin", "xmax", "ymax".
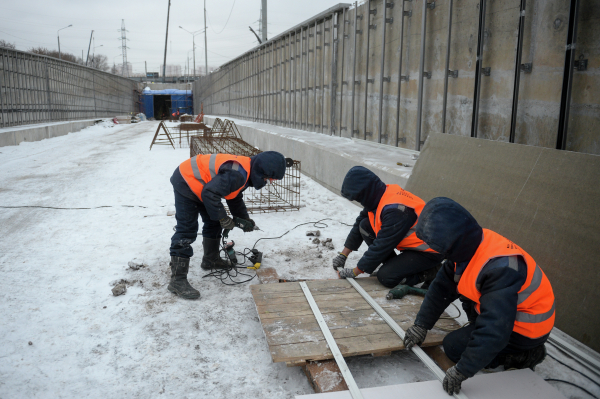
[
  {"xmin": 338, "ymin": 267, "xmax": 362, "ymax": 279},
  {"xmin": 219, "ymin": 216, "xmax": 235, "ymax": 230},
  {"xmin": 443, "ymin": 366, "xmax": 468, "ymax": 395},
  {"xmin": 403, "ymin": 324, "xmax": 428, "ymax": 350},
  {"xmin": 242, "ymin": 218, "xmax": 256, "ymax": 232},
  {"xmin": 332, "ymin": 253, "xmax": 348, "ymax": 270}
]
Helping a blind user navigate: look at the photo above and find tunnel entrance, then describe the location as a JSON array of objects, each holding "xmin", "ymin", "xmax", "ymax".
[{"xmin": 153, "ymin": 95, "xmax": 171, "ymax": 120}]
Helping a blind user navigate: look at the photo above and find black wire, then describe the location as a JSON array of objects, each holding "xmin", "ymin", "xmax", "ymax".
[
  {"xmin": 544, "ymin": 379, "xmax": 599, "ymax": 399},
  {"xmin": 547, "ymin": 353, "xmax": 600, "ymax": 389},
  {"xmin": 251, "ymin": 218, "xmax": 332, "ymax": 249},
  {"xmin": 0, "ymin": 205, "xmax": 148, "ymax": 209},
  {"xmin": 202, "ymin": 218, "xmax": 352, "ymax": 285}
]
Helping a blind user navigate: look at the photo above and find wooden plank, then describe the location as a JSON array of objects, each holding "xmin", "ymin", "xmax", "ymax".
[
  {"xmin": 302, "ymin": 360, "xmax": 349, "ymax": 393},
  {"xmin": 252, "ymin": 277, "xmax": 461, "ymax": 364},
  {"xmin": 250, "ymin": 277, "xmax": 386, "ymax": 296},
  {"xmin": 423, "ymin": 345, "xmax": 455, "ymax": 372},
  {"xmin": 256, "ymin": 267, "xmax": 280, "ymax": 284},
  {"xmin": 254, "ymin": 295, "xmax": 427, "ymax": 320},
  {"xmin": 299, "ymin": 281, "xmax": 364, "ymax": 399},
  {"xmin": 260, "ymin": 308, "xmax": 457, "ymax": 346}
]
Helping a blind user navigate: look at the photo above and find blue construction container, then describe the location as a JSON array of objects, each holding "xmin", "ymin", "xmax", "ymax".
[{"xmin": 141, "ymin": 88, "xmax": 193, "ymax": 119}]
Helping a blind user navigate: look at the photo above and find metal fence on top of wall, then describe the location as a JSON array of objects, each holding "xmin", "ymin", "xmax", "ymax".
[
  {"xmin": 0, "ymin": 47, "xmax": 141, "ymax": 128},
  {"xmin": 194, "ymin": 0, "xmax": 599, "ymax": 156}
]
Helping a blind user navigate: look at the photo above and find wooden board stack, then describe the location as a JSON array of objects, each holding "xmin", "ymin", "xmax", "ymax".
[{"xmin": 250, "ymin": 277, "xmax": 461, "ymax": 365}]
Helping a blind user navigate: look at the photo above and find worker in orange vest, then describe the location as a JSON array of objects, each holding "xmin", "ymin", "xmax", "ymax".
[
  {"xmin": 334, "ymin": 166, "xmax": 444, "ymax": 287},
  {"xmin": 403, "ymin": 197, "xmax": 555, "ymax": 395},
  {"xmin": 169, "ymin": 152, "xmax": 289, "ymax": 299}
]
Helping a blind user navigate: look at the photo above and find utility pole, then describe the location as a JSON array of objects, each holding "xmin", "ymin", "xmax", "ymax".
[
  {"xmin": 261, "ymin": 0, "xmax": 267, "ymax": 42},
  {"xmin": 57, "ymin": 24, "xmax": 72, "ymax": 60},
  {"xmin": 119, "ymin": 20, "xmax": 129, "ymax": 77},
  {"xmin": 86, "ymin": 30, "xmax": 94, "ymax": 66},
  {"xmin": 163, "ymin": 0, "xmax": 172, "ymax": 82},
  {"xmin": 145, "ymin": 61, "xmax": 147, "ymax": 82},
  {"xmin": 204, "ymin": 0, "xmax": 208, "ymax": 75}
]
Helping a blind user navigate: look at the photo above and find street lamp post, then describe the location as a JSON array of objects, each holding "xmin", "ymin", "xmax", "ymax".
[
  {"xmin": 57, "ymin": 24, "xmax": 73, "ymax": 60},
  {"xmin": 179, "ymin": 26, "xmax": 205, "ymax": 78},
  {"xmin": 204, "ymin": 0, "xmax": 208, "ymax": 75},
  {"xmin": 92, "ymin": 44, "xmax": 103, "ymax": 68}
]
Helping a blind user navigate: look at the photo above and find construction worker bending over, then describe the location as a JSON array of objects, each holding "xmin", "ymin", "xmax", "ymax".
[
  {"xmin": 169, "ymin": 151, "xmax": 288, "ymax": 300},
  {"xmin": 334, "ymin": 166, "xmax": 444, "ymax": 287},
  {"xmin": 403, "ymin": 197, "xmax": 554, "ymax": 395}
]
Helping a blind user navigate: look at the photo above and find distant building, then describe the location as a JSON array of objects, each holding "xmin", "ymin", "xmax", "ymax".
[{"xmin": 159, "ymin": 65, "xmax": 182, "ymax": 77}]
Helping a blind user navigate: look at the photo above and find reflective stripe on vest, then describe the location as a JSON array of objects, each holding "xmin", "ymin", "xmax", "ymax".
[
  {"xmin": 367, "ymin": 185, "xmax": 437, "ymax": 254},
  {"xmin": 457, "ymin": 229, "xmax": 555, "ymax": 339},
  {"xmin": 178, "ymin": 154, "xmax": 251, "ymax": 200}
]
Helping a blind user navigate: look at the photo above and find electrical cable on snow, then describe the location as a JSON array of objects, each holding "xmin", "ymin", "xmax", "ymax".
[
  {"xmin": 0, "ymin": 205, "xmax": 149, "ymax": 209},
  {"xmin": 547, "ymin": 353, "xmax": 600, "ymax": 388},
  {"xmin": 544, "ymin": 379, "xmax": 598, "ymax": 399},
  {"xmin": 201, "ymin": 219, "xmax": 351, "ymax": 285}
]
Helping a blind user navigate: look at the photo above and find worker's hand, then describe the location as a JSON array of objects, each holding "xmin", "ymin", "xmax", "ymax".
[
  {"xmin": 338, "ymin": 267, "xmax": 361, "ymax": 279},
  {"xmin": 332, "ymin": 253, "xmax": 348, "ymax": 270},
  {"xmin": 242, "ymin": 218, "xmax": 256, "ymax": 232},
  {"xmin": 403, "ymin": 324, "xmax": 428, "ymax": 350},
  {"xmin": 443, "ymin": 366, "xmax": 468, "ymax": 395},
  {"xmin": 219, "ymin": 216, "xmax": 235, "ymax": 230}
]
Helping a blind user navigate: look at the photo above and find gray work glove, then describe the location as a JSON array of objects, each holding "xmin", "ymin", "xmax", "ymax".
[
  {"xmin": 332, "ymin": 252, "xmax": 348, "ymax": 270},
  {"xmin": 443, "ymin": 366, "xmax": 468, "ymax": 395},
  {"xmin": 219, "ymin": 216, "xmax": 235, "ymax": 230},
  {"xmin": 338, "ymin": 267, "xmax": 359, "ymax": 279},
  {"xmin": 403, "ymin": 324, "xmax": 428, "ymax": 349}
]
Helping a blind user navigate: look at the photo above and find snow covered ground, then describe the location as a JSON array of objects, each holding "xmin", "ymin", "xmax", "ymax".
[{"xmin": 0, "ymin": 120, "xmax": 597, "ymax": 398}]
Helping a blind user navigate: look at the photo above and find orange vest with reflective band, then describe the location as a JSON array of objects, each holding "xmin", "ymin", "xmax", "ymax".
[
  {"xmin": 457, "ymin": 229, "xmax": 555, "ymax": 339},
  {"xmin": 367, "ymin": 185, "xmax": 437, "ymax": 253},
  {"xmin": 178, "ymin": 154, "xmax": 251, "ymax": 201}
]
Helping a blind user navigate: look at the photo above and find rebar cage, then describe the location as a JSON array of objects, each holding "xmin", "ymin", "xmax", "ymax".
[{"xmin": 189, "ymin": 118, "xmax": 301, "ymax": 214}]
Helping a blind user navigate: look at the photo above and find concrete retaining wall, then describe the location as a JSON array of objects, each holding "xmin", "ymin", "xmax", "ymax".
[
  {"xmin": 205, "ymin": 116, "xmax": 418, "ymax": 193},
  {"xmin": 195, "ymin": 0, "xmax": 599, "ymax": 156},
  {"xmin": 0, "ymin": 119, "xmax": 101, "ymax": 147}
]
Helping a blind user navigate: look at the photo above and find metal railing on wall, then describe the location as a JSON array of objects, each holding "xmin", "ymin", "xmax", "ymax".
[
  {"xmin": 0, "ymin": 47, "xmax": 140, "ymax": 128},
  {"xmin": 193, "ymin": 0, "xmax": 596, "ymax": 155}
]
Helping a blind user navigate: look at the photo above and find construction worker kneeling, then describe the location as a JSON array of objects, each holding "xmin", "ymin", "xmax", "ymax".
[
  {"xmin": 168, "ymin": 151, "xmax": 289, "ymax": 300},
  {"xmin": 403, "ymin": 197, "xmax": 555, "ymax": 395},
  {"xmin": 333, "ymin": 166, "xmax": 444, "ymax": 287}
]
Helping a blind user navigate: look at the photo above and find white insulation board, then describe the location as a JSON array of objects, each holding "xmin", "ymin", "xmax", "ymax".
[{"xmin": 295, "ymin": 369, "xmax": 566, "ymax": 399}]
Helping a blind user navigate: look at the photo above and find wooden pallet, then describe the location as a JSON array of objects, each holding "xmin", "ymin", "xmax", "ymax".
[{"xmin": 250, "ymin": 277, "xmax": 460, "ymax": 364}]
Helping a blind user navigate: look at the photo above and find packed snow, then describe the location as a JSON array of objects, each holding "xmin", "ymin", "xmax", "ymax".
[{"xmin": 0, "ymin": 120, "xmax": 597, "ymax": 398}]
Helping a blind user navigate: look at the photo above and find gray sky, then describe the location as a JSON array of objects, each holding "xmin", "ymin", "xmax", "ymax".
[{"xmin": 0, "ymin": 0, "xmax": 352, "ymax": 74}]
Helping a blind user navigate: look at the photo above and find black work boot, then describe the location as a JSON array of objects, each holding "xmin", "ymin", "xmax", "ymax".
[
  {"xmin": 420, "ymin": 261, "xmax": 444, "ymax": 289},
  {"xmin": 201, "ymin": 237, "xmax": 231, "ymax": 270},
  {"xmin": 503, "ymin": 344, "xmax": 547, "ymax": 371},
  {"xmin": 168, "ymin": 256, "xmax": 201, "ymax": 299}
]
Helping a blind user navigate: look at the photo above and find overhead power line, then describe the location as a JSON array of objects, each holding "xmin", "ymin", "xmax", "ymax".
[{"xmin": 207, "ymin": 0, "xmax": 237, "ymax": 34}]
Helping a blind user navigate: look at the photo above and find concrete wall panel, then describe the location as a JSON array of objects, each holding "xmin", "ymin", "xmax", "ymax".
[
  {"xmin": 194, "ymin": 0, "xmax": 599, "ymax": 156},
  {"xmin": 406, "ymin": 133, "xmax": 600, "ymax": 351}
]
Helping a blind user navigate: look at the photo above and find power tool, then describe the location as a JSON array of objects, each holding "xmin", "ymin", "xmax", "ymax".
[
  {"xmin": 386, "ymin": 284, "xmax": 428, "ymax": 300},
  {"xmin": 223, "ymin": 240, "xmax": 238, "ymax": 265},
  {"xmin": 222, "ymin": 217, "xmax": 261, "ymax": 268}
]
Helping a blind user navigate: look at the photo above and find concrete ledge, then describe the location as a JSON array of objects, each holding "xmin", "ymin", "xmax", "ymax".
[
  {"xmin": 204, "ymin": 116, "xmax": 419, "ymax": 193},
  {"xmin": 0, "ymin": 119, "xmax": 102, "ymax": 147}
]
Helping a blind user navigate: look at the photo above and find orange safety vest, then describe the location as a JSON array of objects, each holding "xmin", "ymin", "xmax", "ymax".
[
  {"xmin": 456, "ymin": 229, "xmax": 555, "ymax": 339},
  {"xmin": 368, "ymin": 185, "xmax": 438, "ymax": 253},
  {"xmin": 178, "ymin": 154, "xmax": 251, "ymax": 200}
]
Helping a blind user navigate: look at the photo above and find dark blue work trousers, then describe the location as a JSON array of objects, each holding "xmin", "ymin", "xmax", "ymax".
[
  {"xmin": 359, "ymin": 218, "xmax": 443, "ymax": 288},
  {"xmin": 169, "ymin": 188, "xmax": 222, "ymax": 259},
  {"xmin": 443, "ymin": 323, "xmax": 538, "ymax": 368}
]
